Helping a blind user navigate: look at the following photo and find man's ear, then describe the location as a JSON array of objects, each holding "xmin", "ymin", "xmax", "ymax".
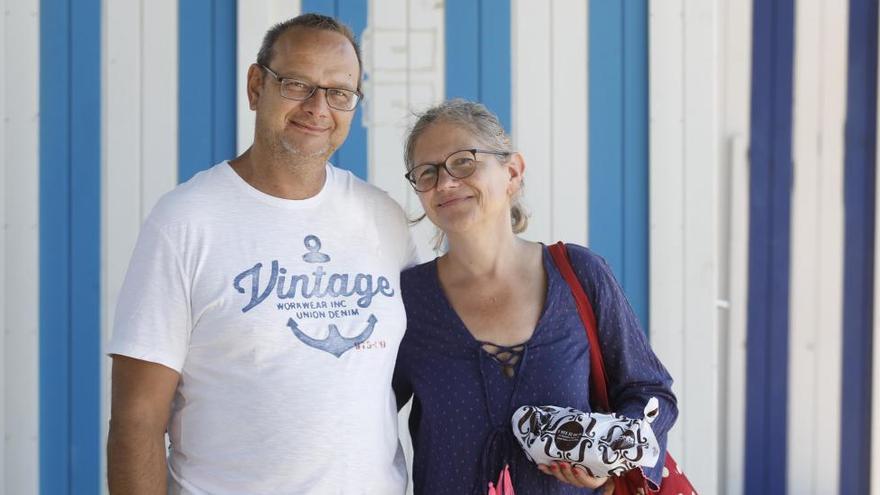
[
  {"xmin": 246, "ymin": 64, "xmax": 265, "ymax": 110},
  {"xmin": 506, "ymin": 152, "xmax": 526, "ymax": 196}
]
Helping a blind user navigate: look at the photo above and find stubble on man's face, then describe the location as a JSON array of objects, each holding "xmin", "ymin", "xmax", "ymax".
[
  {"xmin": 255, "ymin": 110, "xmax": 331, "ymax": 164},
  {"xmin": 280, "ymin": 134, "xmax": 330, "ymax": 159}
]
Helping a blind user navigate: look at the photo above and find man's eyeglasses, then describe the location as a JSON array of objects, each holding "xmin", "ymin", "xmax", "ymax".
[
  {"xmin": 259, "ymin": 64, "xmax": 361, "ymax": 111},
  {"xmin": 404, "ymin": 149, "xmax": 511, "ymax": 192}
]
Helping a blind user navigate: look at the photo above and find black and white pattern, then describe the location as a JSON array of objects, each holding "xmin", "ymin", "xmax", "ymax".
[{"xmin": 511, "ymin": 397, "xmax": 662, "ymax": 478}]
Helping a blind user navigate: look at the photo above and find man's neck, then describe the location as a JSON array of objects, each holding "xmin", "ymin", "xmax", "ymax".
[{"xmin": 229, "ymin": 145, "xmax": 328, "ymax": 200}]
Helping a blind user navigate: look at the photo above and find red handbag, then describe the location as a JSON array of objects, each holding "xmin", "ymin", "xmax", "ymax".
[{"xmin": 548, "ymin": 242, "xmax": 697, "ymax": 495}]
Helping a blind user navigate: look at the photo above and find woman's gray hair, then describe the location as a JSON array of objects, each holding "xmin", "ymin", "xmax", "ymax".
[{"xmin": 404, "ymin": 99, "xmax": 529, "ymax": 234}]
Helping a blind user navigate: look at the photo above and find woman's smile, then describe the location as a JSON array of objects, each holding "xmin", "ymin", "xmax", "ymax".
[{"xmin": 436, "ymin": 195, "xmax": 474, "ymax": 208}]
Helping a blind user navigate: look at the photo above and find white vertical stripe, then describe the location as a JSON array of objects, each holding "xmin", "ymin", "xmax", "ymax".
[
  {"xmin": 723, "ymin": 134, "xmax": 750, "ymax": 495},
  {"xmin": 102, "ymin": 0, "xmax": 143, "ymax": 486},
  {"xmin": 550, "ymin": 0, "xmax": 588, "ymax": 246},
  {"xmin": 2, "ymin": 0, "xmax": 40, "ymax": 493},
  {"xmin": 719, "ymin": 0, "xmax": 752, "ymax": 493},
  {"xmin": 788, "ymin": 0, "xmax": 847, "ymax": 492},
  {"xmin": 648, "ymin": 0, "xmax": 686, "ymax": 463},
  {"xmin": 363, "ymin": 3, "xmax": 446, "ymax": 490},
  {"xmin": 650, "ymin": 0, "xmax": 732, "ymax": 491},
  {"xmin": 511, "ymin": 0, "xmax": 552, "ymax": 243},
  {"xmin": 102, "ymin": 1, "xmax": 179, "ymax": 491},
  {"xmin": 371, "ymin": 0, "xmax": 589, "ymax": 254},
  {"xmin": 236, "ymin": 1, "xmax": 302, "ymax": 155},
  {"xmin": 1, "ymin": 0, "xmax": 7, "ymax": 487},
  {"xmin": 364, "ymin": 0, "xmax": 444, "ymax": 261},
  {"xmin": 142, "ymin": 0, "xmax": 179, "ymax": 217},
  {"xmin": 680, "ymin": 2, "xmax": 721, "ymax": 491}
]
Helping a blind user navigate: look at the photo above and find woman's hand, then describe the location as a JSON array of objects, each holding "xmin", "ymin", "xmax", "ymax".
[{"xmin": 537, "ymin": 462, "xmax": 614, "ymax": 494}]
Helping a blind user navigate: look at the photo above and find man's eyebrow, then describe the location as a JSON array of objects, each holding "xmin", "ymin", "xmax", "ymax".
[{"xmin": 274, "ymin": 70, "xmax": 307, "ymax": 81}]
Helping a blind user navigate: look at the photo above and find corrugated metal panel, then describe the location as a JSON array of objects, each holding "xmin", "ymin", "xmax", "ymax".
[
  {"xmin": 2, "ymin": 0, "xmax": 40, "ymax": 493},
  {"xmin": 40, "ymin": 0, "xmax": 103, "ymax": 492},
  {"xmin": 788, "ymin": 0, "xmax": 847, "ymax": 491}
]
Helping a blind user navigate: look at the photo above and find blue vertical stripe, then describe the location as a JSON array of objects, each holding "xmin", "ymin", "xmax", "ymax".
[
  {"xmin": 302, "ymin": 0, "xmax": 369, "ymax": 179},
  {"xmin": 478, "ymin": 0, "xmax": 511, "ymax": 133},
  {"xmin": 588, "ymin": 0, "xmax": 649, "ymax": 331},
  {"xmin": 179, "ymin": 0, "xmax": 237, "ymax": 183},
  {"xmin": 40, "ymin": 0, "xmax": 101, "ymax": 492},
  {"xmin": 39, "ymin": 1, "xmax": 72, "ymax": 491},
  {"xmin": 213, "ymin": 2, "xmax": 237, "ymax": 166},
  {"xmin": 302, "ymin": 0, "xmax": 335, "ymax": 14},
  {"xmin": 179, "ymin": 0, "xmax": 213, "ymax": 182},
  {"xmin": 445, "ymin": 0, "xmax": 479, "ymax": 100},
  {"xmin": 589, "ymin": 1, "xmax": 623, "ymax": 271},
  {"xmin": 69, "ymin": 1, "xmax": 102, "ymax": 492},
  {"xmin": 840, "ymin": 0, "xmax": 877, "ymax": 492},
  {"xmin": 445, "ymin": 0, "xmax": 511, "ymax": 133},
  {"xmin": 744, "ymin": 0, "xmax": 795, "ymax": 492},
  {"xmin": 334, "ymin": 0, "xmax": 368, "ymax": 180},
  {"xmin": 621, "ymin": 0, "xmax": 648, "ymax": 329}
]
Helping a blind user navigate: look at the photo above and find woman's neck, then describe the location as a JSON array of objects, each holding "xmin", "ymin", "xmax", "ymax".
[{"xmin": 440, "ymin": 227, "xmax": 533, "ymax": 281}]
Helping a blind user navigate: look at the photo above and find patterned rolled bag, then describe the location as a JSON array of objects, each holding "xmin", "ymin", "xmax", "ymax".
[{"xmin": 511, "ymin": 397, "xmax": 661, "ymax": 478}]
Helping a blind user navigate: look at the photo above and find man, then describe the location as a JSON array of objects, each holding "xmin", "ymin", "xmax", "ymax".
[{"xmin": 107, "ymin": 14, "xmax": 416, "ymax": 494}]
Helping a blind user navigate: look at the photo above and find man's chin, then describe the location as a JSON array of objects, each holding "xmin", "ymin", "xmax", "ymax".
[{"xmin": 280, "ymin": 140, "xmax": 332, "ymax": 160}]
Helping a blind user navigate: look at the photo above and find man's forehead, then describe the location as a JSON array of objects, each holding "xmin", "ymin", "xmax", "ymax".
[
  {"xmin": 273, "ymin": 28, "xmax": 357, "ymax": 62},
  {"xmin": 270, "ymin": 28, "xmax": 359, "ymax": 80}
]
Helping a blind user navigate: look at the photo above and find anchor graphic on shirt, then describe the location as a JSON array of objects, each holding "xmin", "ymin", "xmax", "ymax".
[{"xmin": 287, "ymin": 314, "xmax": 378, "ymax": 358}]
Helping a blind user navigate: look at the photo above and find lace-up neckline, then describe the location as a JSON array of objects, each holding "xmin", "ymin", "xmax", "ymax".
[{"xmin": 480, "ymin": 342, "xmax": 526, "ymax": 378}]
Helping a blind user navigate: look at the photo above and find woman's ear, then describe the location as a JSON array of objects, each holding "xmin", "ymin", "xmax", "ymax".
[{"xmin": 506, "ymin": 152, "xmax": 526, "ymax": 196}]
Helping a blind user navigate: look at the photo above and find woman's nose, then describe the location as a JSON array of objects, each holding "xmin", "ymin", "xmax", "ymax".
[{"xmin": 435, "ymin": 167, "xmax": 460, "ymax": 189}]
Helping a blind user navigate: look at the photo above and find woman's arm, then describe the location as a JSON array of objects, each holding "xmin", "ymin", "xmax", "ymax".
[
  {"xmin": 568, "ymin": 244, "xmax": 679, "ymax": 486},
  {"xmin": 392, "ymin": 351, "xmax": 414, "ymax": 411}
]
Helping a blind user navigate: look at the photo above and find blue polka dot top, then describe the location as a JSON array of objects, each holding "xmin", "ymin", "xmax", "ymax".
[{"xmin": 393, "ymin": 244, "xmax": 678, "ymax": 494}]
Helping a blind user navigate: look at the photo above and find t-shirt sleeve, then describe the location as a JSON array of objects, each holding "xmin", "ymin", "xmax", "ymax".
[
  {"xmin": 381, "ymin": 193, "xmax": 420, "ymax": 270},
  {"xmin": 106, "ymin": 218, "xmax": 191, "ymax": 373},
  {"xmin": 402, "ymin": 227, "xmax": 420, "ymax": 269},
  {"xmin": 567, "ymin": 245, "xmax": 678, "ymax": 488}
]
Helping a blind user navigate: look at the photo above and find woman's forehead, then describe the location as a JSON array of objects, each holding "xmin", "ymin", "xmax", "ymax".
[{"xmin": 414, "ymin": 122, "xmax": 483, "ymax": 159}]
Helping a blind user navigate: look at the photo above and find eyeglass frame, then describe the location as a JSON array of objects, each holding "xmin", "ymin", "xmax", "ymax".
[
  {"xmin": 258, "ymin": 64, "xmax": 363, "ymax": 111},
  {"xmin": 404, "ymin": 148, "xmax": 512, "ymax": 192}
]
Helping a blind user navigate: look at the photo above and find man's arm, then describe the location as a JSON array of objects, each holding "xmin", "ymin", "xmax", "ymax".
[{"xmin": 107, "ymin": 354, "xmax": 180, "ymax": 494}]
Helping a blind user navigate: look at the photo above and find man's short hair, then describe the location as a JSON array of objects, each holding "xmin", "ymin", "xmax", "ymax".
[{"xmin": 256, "ymin": 13, "xmax": 363, "ymax": 89}]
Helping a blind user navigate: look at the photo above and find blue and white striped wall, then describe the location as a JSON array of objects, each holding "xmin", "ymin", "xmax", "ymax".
[{"xmin": 2, "ymin": 0, "xmax": 879, "ymax": 493}]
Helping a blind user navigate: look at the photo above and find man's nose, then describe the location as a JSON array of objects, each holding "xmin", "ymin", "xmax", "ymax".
[{"xmin": 300, "ymin": 88, "xmax": 330, "ymax": 115}]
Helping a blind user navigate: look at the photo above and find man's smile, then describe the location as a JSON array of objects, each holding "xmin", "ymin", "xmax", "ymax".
[{"xmin": 288, "ymin": 119, "xmax": 330, "ymax": 134}]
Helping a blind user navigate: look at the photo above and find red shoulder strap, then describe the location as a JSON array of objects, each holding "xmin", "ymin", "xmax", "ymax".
[
  {"xmin": 550, "ymin": 242, "xmax": 659, "ymax": 495},
  {"xmin": 548, "ymin": 242, "xmax": 611, "ymax": 411}
]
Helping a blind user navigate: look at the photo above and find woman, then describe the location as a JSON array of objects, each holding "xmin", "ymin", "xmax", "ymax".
[{"xmin": 392, "ymin": 99, "xmax": 678, "ymax": 494}]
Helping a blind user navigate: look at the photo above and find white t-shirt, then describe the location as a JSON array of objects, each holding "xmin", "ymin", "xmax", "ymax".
[{"xmin": 108, "ymin": 162, "xmax": 418, "ymax": 495}]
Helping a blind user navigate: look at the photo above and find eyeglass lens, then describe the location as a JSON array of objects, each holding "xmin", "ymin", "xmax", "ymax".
[
  {"xmin": 409, "ymin": 150, "xmax": 478, "ymax": 191},
  {"xmin": 279, "ymin": 80, "xmax": 358, "ymax": 110}
]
